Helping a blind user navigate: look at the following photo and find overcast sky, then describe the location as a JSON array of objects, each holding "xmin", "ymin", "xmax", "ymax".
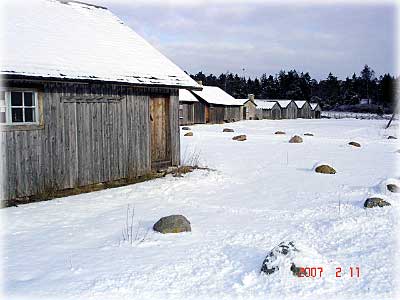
[{"xmin": 93, "ymin": 1, "xmax": 397, "ymax": 80}]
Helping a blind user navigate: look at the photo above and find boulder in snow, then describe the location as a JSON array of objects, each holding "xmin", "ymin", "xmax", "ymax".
[
  {"xmin": 223, "ymin": 128, "xmax": 234, "ymax": 132},
  {"xmin": 182, "ymin": 127, "xmax": 191, "ymax": 131},
  {"xmin": 348, "ymin": 141, "xmax": 361, "ymax": 147},
  {"xmin": 388, "ymin": 136, "xmax": 397, "ymax": 139},
  {"xmin": 260, "ymin": 241, "xmax": 298, "ymax": 275},
  {"xmin": 184, "ymin": 132, "xmax": 193, "ymax": 137},
  {"xmin": 289, "ymin": 135, "xmax": 303, "ymax": 143},
  {"xmin": 275, "ymin": 131, "xmax": 286, "ymax": 135},
  {"xmin": 315, "ymin": 164, "xmax": 336, "ymax": 174},
  {"xmin": 364, "ymin": 197, "xmax": 391, "ymax": 208},
  {"xmin": 304, "ymin": 133, "xmax": 314, "ymax": 136},
  {"xmin": 232, "ymin": 135, "xmax": 247, "ymax": 141},
  {"xmin": 153, "ymin": 215, "xmax": 191, "ymax": 234},
  {"xmin": 387, "ymin": 184, "xmax": 399, "ymax": 193}
]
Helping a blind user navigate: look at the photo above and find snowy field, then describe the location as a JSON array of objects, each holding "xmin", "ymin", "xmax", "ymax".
[{"xmin": 2, "ymin": 119, "xmax": 399, "ymax": 300}]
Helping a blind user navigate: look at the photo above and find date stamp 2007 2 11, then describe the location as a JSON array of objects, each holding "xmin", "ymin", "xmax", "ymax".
[{"xmin": 296, "ymin": 266, "xmax": 360, "ymax": 278}]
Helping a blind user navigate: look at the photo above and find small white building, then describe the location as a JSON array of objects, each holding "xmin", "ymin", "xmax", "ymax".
[{"xmin": 237, "ymin": 94, "xmax": 257, "ymax": 120}]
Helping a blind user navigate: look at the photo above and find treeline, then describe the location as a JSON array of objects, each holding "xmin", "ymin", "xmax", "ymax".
[{"xmin": 190, "ymin": 65, "xmax": 397, "ymax": 111}]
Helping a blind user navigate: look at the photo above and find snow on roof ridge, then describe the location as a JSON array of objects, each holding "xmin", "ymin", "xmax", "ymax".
[
  {"xmin": 56, "ymin": 0, "xmax": 107, "ymax": 10},
  {"xmin": 294, "ymin": 100, "xmax": 307, "ymax": 108},
  {"xmin": 254, "ymin": 100, "xmax": 278, "ymax": 109},
  {"xmin": 310, "ymin": 103, "xmax": 320, "ymax": 110}
]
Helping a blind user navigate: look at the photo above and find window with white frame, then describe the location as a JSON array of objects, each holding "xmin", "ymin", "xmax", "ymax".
[
  {"xmin": 0, "ymin": 91, "xmax": 6, "ymax": 123},
  {"xmin": 179, "ymin": 104, "xmax": 183, "ymax": 119},
  {"xmin": 0, "ymin": 90, "xmax": 39, "ymax": 125}
]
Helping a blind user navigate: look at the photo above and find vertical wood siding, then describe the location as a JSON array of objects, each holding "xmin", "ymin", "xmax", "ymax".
[
  {"xmin": 281, "ymin": 101, "xmax": 298, "ymax": 119},
  {"xmin": 1, "ymin": 81, "xmax": 179, "ymax": 200},
  {"xmin": 179, "ymin": 102, "xmax": 195, "ymax": 126},
  {"xmin": 297, "ymin": 103, "xmax": 312, "ymax": 119},
  {"xmin": 224, "ymin": 106, "xmax": 241, "ymax": 122},
  {"xmin": 193, "ymin": 102, "xmax": 206, "ymax": 124}
]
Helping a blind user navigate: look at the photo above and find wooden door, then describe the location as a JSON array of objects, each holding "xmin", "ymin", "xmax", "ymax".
[
  {"xmin": 243, "ymin": 107, "xmax": 247, "ymax": 120},
  {"xmin": 205, "ymin": 106, "xmax": 210, "ymax": 123},
  {"xmin": 150, "ymin": 96, "xmax": 170, "ymax": 166}
]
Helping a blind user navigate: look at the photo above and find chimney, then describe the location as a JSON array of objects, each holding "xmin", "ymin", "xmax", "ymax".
[
  {"xmin": 196, "ymin": 80, "xmax": 203, "ymax": 86},
  {"xmin": 248, "ymin": 94, "xmax": 255, "ymax": 101}
]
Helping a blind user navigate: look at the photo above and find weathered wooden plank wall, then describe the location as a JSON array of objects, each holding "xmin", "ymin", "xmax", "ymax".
[
  {"xmin": 1, "ymin": 80, "xmax": 179, "ymax": 200},
  {"xmin": 193, "ymin": 102, "xmax": 206, "ymax": 124},
  {"xmin": 297, "ymin": 103, "xmax": 312, "ymax": 119},
  {"xmin": 179, "ymin": 102, "xmax": 194, "ymax": 126},
  {"xmin": 281, "ymin": 102, "xmax": 298, "ymax": 119},
  {"xmin": 312, "ymin": 107, "xmax": 322, "ymax": 119},
  {"xmin": 209, "ymin": 105, "xmax": 225, "ymax": 124},
  {"xmin": 224, "ymin": 106, "xmax": 241, "ymax": 122},
  {"xmin": 271, "ymin": 106, "xmax": 281, "ymax": 119}
]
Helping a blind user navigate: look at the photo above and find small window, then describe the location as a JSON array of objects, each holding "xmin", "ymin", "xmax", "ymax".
[
  {"xmin": 0, "ymin": 90, "xmax": 39, "ymax": 125},
  {"xmin": 0, "ymin": 91, "xmax": 6, "ymax": 124}
]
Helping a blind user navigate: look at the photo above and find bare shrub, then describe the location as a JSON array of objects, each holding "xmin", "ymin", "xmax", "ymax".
[
  {"xmin": 121, "ymin": 204, "xmax": 149, "ymax": 245},
  {"xmin": 181, "ymin": 147, "xmax": 202, "ymax": 168}
]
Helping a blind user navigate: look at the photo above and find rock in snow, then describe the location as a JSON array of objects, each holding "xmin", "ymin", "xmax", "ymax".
[
  {"xmin": 348, "ymin": 141, "xmax": 361, "ymax": 147},
  {"xmin": 232, "ymin": 135, "xmax": 247, "ymax": 141},
  {"xmin": 303, "ymin": 133, "xmax": 314, "ymax": 136},
  {"xmin": 364, "ymin": 197, "xmax": 391, "ymax": 208},
  {"xmin": 260, "ymin": 241, "xmax": 299, "ymax": 275},
  {"xmin": 184, "ymin": 132, "xmax": 193, "ymax": 137},
  {"xmin": 315, "ymin": 164, "xmax": 336, "ymax": 174},
  {"xmin": 387, "ymin": 184, "xmax": 399, "ymax": 193},
  {"xmin": 182, "ymin": 127, "xmax": 191, "ymax": 131},
  {"xmin": 223, "ymin": 128, "xmax": 234, "ymax": 132},
  {"xmin": 153, "ymin": 215, "xmax": 191, "ymax": 234},
  {"xmin": 289, "ymin": 135, "xmax": 303, "ymax": 143},
  {"xmin": 275, "ymin": 131, "xmax": 286, "ymax": 135}
]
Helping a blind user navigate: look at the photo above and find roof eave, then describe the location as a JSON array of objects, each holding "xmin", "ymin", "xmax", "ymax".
[{"xmin": 1, "ymin": 74, "xmax": 202, "ymax": 90}]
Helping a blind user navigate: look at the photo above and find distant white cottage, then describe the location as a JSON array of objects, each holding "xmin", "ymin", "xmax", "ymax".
[
  {"xmin": 237, "ymin": 94, "xmax": 257, "ymax": 120},
  {"xmin": 1, "ymin": 0, "xmax": 200, "ymax": 204}
]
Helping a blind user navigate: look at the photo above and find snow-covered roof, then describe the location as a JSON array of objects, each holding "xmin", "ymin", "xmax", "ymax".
[
  {"xmin": 192, "ymin": 86, "xmax": 242, "ymax": 106},
  {"xmin": 294, "ymin": 101, "xmax": 308, "ymax": 109},
  {"xmin": 267, "ymin": 100, "xmax": 293, "ymax": 108},
  {"xmin": 254, "ymin": 100, "xmax": 279, "ymax": 110},
  {"xmin": 1, "ymin": 0, "xmax": 200, "ymax": 89},
  {"xmin": 179, "ymin": 89, "xmax": 198, "ymax": 102},
  {"xmin": 310, "ymin": 103, "xmax": 321, "ymax": 110}
]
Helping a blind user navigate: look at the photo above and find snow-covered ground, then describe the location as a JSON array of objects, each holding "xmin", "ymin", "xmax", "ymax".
[{"xmin": 2, "ymin": 119, "xmax": 399, "ymax": 300}]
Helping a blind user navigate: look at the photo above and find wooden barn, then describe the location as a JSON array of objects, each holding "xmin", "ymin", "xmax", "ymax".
[
  {"xmin": 0, "ymin": 0, "xmax": 200, "ymax": 203},
  {"xmin": 295, "ymin": 101, "xmax": 313, "ymax": 119},
  {"xmin": 273, "ymin": 100, "xmax": 297, "ymax": 119},
  {"xmin": 310, "ymin": 103, "xmax": 322, "ymax": 118},
  {"xmin": 179, "ymin": 89, "xmax": 198, "ymax": 126},
  {"xmin": 238, "ymin": 94, "xmax": 257, "ymax": 120},
  {"xmin": 192, "ymin": 85, "xmax": 242, "ymax": 124},
  {"xmin": 254, "ymin": 100, "xmax": 281, "ymax": 119}
]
